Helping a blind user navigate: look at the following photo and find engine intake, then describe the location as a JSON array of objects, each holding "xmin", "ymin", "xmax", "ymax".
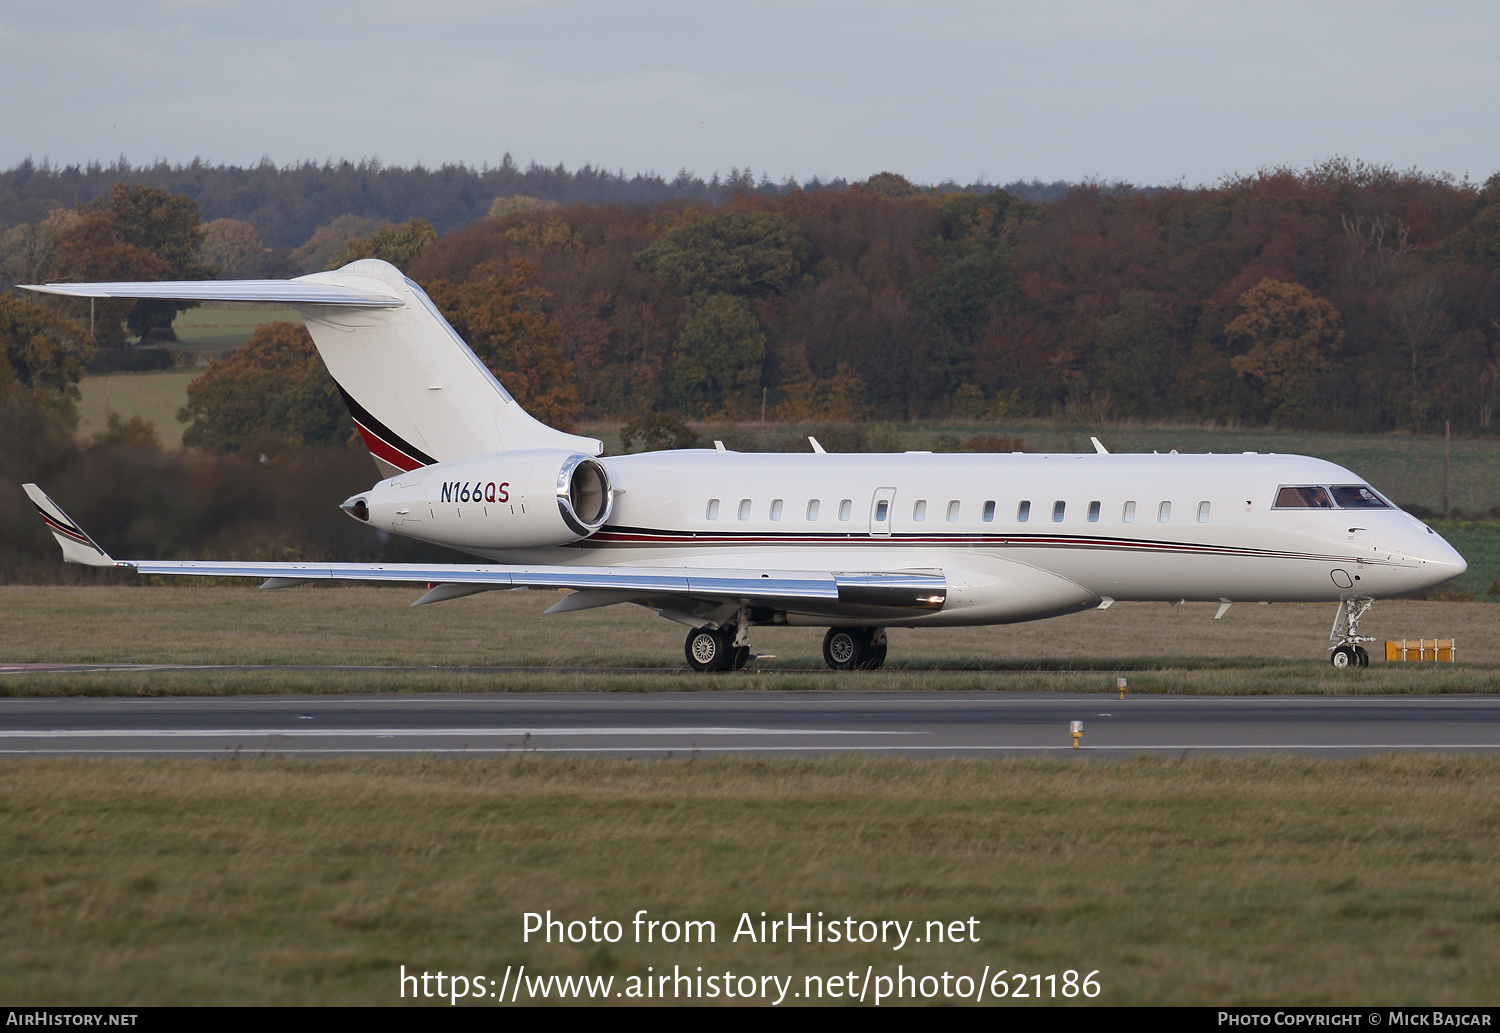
[{"xmin": 557, "ymin": 453, "xmax": 611, "ymax": 536}]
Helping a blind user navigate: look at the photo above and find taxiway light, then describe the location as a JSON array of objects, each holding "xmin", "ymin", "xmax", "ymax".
[
  {"xmin": 1118, "ymin": 677, "xmax": 1127, "ymax": 699},
  {"xmin": 1070, "ymin": 720, "xmax": 1083, "ymax": 749}
]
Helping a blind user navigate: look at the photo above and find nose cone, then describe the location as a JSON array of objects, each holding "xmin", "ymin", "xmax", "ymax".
[
  {"xmin": 1408, "ymin": 526, "xmax": 1467, "ymax": 590},
  {"xmin": 341, "ymin": 495, "xmax": 370, "ymax": 522}
]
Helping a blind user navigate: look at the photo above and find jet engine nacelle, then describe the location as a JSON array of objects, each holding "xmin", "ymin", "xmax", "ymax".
[{"xmin": 345, "ymin": 449, "xmax": 613, "ymax": 550}]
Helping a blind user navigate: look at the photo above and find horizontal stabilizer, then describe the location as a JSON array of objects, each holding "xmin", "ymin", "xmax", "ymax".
[
  {"xmin": 19, "ymin": 261, "xmax": 602, "ymax": 465},
  {"xmin": 18, "ymin": 279, "xmax": 403, "ymax": 307}
]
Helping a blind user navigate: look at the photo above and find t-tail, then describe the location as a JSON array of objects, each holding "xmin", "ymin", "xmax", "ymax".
[{"xmin": 20, "ymin": 260, "xmax": 600, "ymax": 476}]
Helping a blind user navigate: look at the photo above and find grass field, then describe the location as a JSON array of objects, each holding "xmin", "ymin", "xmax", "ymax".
[
  {"xmin": 4, "ymin": 592, "xmax": 1498, "ymax": 1006},
  {"xmin": 1, "ymin": 754, "xmax": 1497, "ymax": 1005},
  {"xmin": 169, "ymin": 304, "xmax": 304, "ymax": 352},
  {"xmin": 1431, "ymin": 520, "xmax": 1500, "ymax": 600},
  {"xmin": 75, "ymin": 371, "xmax": 197, "ymax": 448},
  {"xmin": 1, "ymin": 587, "xmax": 1494, "ymax": 696}
]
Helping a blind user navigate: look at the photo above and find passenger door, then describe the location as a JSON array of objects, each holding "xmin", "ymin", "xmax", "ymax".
[{"xmin": 869, "ymin": 487, "xmax": 897, "ymax": 537}]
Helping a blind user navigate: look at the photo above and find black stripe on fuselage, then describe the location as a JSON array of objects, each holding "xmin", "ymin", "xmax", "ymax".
[{"xmin": 333, "ymin": 383, "xmax": 438, "ymax": 467}]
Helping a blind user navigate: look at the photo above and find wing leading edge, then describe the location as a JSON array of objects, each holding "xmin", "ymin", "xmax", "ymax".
[{"xmin": 22, "ymin": 484, "xmax": 946, "ymax": 619}]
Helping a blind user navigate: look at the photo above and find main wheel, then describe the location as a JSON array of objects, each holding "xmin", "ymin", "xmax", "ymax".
[
  {"xmin": 731, "ymin": 645, "xmax": 751, "ymax": 671},
  {"xmin": 1330, "ymin": 646, "xmax": 1357, "ymax": 669},
  {"xmin": 1354, "ymin": 646, "xmax": 1370, "ymax": 668},
  {"xmin": 685, "ymin": 626, "xmax": 732, "ymax": 672},
  {"xmin": 823, "ymin": 628, "xmax": 866, "ymax": 671}
]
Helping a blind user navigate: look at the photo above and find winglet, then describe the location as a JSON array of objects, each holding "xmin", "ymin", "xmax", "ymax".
[
  {"xmin": 22, "ymin": 484, "xmax": 124, "ymax": 568},
  {"xmin": 1090, "ymin": 436, "xmax": 1109, "ymax": 455}
]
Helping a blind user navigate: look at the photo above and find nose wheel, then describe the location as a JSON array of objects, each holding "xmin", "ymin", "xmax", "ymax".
[
  {"xmin": 1329, "ymin": 597, "xmax": 1375, "ymax": 668},
  {"xmin": 822, "ymin": 627, "xmax": 888, "ymax": 671},
  {"xmin": 1330, "ymin": 645, "xmax": 1370, "ymax": 669}
]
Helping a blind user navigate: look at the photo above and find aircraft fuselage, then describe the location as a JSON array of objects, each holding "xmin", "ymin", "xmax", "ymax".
[{"xmin": 362, "ymin": 449, "xmax": 1466, "ymax": 628}]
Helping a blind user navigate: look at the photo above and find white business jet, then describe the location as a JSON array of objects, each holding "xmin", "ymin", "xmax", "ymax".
[{"xmin": 21, "ymin": 260, "xmax": 1467, "ymax": 671}]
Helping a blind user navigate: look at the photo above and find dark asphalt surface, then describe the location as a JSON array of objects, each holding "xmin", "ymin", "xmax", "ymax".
[{"xmin": 2, "ymin": 691, "xmax": 1499, "ymax": 756}]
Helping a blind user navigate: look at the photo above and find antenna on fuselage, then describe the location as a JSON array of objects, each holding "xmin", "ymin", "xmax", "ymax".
[
  {"xmin": 808, "ymin": 436, "xmax": 827, "ymax": 454},
  {"xmin": 1090, "ymin": 436, "xmax": 1109, "ymax": 455}
]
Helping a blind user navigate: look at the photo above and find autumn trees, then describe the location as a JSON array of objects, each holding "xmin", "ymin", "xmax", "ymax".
[
  {"xmin": 330, "ymin": 218, "xmax": 438, "ymax": 270},
  {"xmin": 5, "ymin": 162, "xmax": 1500, "ymax": 439},
  {"xmin": 1226, "ymin": 279, "xmax": 1344, "ymax": 420},
  {"xmin": 179, "ymin": 322, "xmax": 351, "ymax": 454},
  {"xmin": 636, "ymin": 210, "xmax": 809, "ymax": 417},
  {"xmin": 424, "ymin": 261, "xmax": 580, "ymax": 431},
  {"xmin": 82, "ymin": 184, "xmax": 217, "ymax": 341},
  {"xmin": 4, "ymin": 184, "xmax": 215, "ymax": 346},
  {"xmin": 399, "ymin": 168, "xmax": 1500, "ymax": 433}
]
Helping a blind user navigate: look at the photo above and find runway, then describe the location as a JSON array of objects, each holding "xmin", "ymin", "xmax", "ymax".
[{"xmin": 2, "ymin": 691, "xmax": 1499, "ymax": 756}]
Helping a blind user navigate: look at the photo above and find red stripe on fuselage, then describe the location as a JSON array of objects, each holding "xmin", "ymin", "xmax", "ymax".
[{"xmin": 353, "ymin": 419, "xmax": 425, "ymax": 473}]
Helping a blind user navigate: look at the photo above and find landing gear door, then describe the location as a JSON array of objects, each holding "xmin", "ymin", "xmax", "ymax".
[{"xmin": 870, "ymin": 487, "xmax": 897, "ymax": 537}]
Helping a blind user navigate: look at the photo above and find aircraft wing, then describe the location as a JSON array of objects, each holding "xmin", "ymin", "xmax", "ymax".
[{"xmin": 23, "ymin": 484, "xmax": 946, "ymax": 618}]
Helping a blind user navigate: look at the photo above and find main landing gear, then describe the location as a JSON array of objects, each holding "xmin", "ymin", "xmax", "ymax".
[
  {"xmin": 1329, "ymin": 596, "xmax": 1375, "ymax": 669},
  {"xmin": 684, "ymin": 625, "xmax": 750, "ymax": 673},
  {"xmin": 684, "ymin": 624, "xmax": 891, "ymax": 672},
  {"xmin": 822, "ymin": 627, "xmax": 888, "ymax": 671}
]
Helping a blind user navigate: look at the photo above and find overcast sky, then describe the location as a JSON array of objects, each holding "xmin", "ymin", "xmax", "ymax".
[{"xmin": 3, "ymin": 1, "xmax": 1497, "ymax": 187}]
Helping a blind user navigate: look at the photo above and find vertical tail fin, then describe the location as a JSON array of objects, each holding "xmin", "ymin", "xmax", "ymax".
[
  {"xmin": 20, "ymin": 260, "xmax": 601, "ymax": 476},
  {"xmin": 296, "ymin": 260, "xmax": 600, "ymax": 474}
]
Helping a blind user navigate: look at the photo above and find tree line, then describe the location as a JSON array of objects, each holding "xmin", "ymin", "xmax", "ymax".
[{"xmin": 1, "ymin": 156, "xmax": 1070, "ymax": 250}]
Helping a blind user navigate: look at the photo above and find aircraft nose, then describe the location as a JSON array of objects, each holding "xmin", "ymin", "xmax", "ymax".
[{"xmin": 1408, "ymin": 528, "xmax": 1467, "ymax": 588}]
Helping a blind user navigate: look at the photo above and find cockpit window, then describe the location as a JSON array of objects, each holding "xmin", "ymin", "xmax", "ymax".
[
  {"xmin": 1274, "ymin": 485, "xmax": 1334, "ymax": 509},
  {"xmin": 1330, "ymin": 485, "xmax": 1390, "ymax": 509}
]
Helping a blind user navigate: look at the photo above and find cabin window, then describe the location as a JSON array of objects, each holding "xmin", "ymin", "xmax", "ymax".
[
  {"xmin": 913, "ymin": 500, "xmax": 927, "ymax": 521},
  {"xmin": 1274, "ymin": 485, "xmax": 1334, "ymax": 509},
  {"xmin": 738, "ymin": 499, "xmax": 751, "ymax": 520},
  {"xmin": 706, "ymin": 499, "xmax": 720, "ymax": 520},
  {"xmin": 1123, "ymin": 501, "xmax": 1136, "ymax": 523},
  {"xmin": 874, "ymin": 500, "xmax": 888, "ymax": 522},
  {"xmin": 982, "ymin": 500, "xmax": 996, "ymax": 522},
  {"xmin": 1017, "ymin": 500, "xmax": 1031, "ymax": 522},
  {"xmin": 1052, "ymin": 500, "xmax": 1066, "ymax": 522},
  {"xmin": 839, "ymin": 499, "xmax": 852, "ymax": 521},
  {"xmin": 806, "ymin": 499, "xmax": 820, "ymax": 520},
  {"xmin": 1088, "ymin": 500, "xmax": 1101, "ymax": 523},
  {"xmin": 1330, "ymin": 485, "xmax": 1391, "ymax": 509},
  {"xmin": 770, "ymin": 499, "xmax": 784, "ymax": 521},
  {"xmin": 947, "ymin": 501, "xmax": 960, "ymax": 522},
  {"xmin": 1158, "ymin": 501, "xmax": 1171, "ymax": 523},
  {"xmin": 1197, "ymin": 501, "xmax": 1210, "ymax": 523}
]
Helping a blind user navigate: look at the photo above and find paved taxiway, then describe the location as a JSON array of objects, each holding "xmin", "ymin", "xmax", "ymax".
[{"xmin": 2, "ymin": 692, "xmax": 1499, "ymax": 756}]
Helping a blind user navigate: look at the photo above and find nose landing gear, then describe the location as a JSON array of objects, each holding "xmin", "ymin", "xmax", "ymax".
[
  {"xmin": 1330, "ymin": 645, "xmax": 1370, "ymax": 669},
  {"xmin": 1329, "ymin": 597, "xmax": 1375, "ymax": 668}
]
